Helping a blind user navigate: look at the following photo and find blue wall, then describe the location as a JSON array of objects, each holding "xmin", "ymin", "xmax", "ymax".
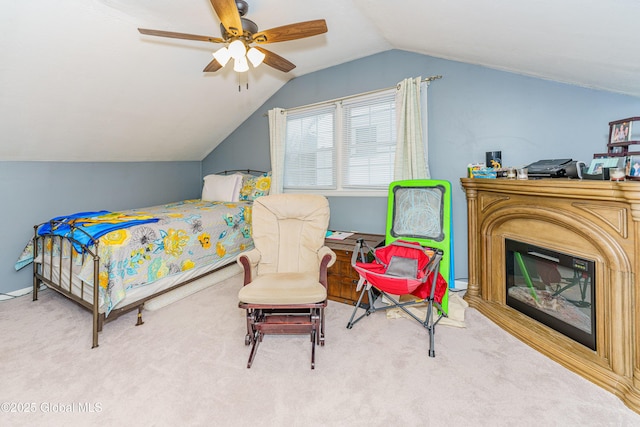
[
  {"xmin": 2, "ymin": 161, "xmax": 201, "ymax": 295},
  {"xmin": 4, "ymin": 50, "xmax": 639, "ymax": 294},
  {"xmin": 203, "ymin": 49, "xmax": 640, "ymax": 283}
]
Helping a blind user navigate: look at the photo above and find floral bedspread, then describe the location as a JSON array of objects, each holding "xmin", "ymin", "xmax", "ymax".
[{"xmin": 15, "ymin": 199, "xmax": 253, "ymax": 315}]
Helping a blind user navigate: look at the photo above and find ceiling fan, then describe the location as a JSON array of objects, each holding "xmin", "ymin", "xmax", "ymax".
[{"xmin": 138, "ymin": 0, "xmax": 328, "ymax": 73}]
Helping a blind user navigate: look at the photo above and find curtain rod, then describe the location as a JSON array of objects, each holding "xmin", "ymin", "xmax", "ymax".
[
  {"xmin": 422, "ymin": 75, "xmax": 443, "ymax": 82},
  {"xmin": 263, "ymin": 75, "xmax": 443, "ymax": 116}
]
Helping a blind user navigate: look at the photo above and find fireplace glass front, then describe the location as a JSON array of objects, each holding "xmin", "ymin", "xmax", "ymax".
[{"xmin": 505, "ymin": 238, "xmax": 596, "ymax": 350}]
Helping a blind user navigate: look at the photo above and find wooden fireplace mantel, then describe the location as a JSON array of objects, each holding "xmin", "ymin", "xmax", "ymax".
[{"xmin": 461, "ymin": 177, "xmax": 640, "ymax": 414}]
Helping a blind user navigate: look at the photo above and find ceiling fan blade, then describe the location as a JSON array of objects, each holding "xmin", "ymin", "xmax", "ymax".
[
  {"xmin": 210, "ymin": 0, "xmax": 242, "ymax": 37},
  {"xmin": 252, "ymin": 19, "xmax": 327, "ymax": 44},
  {"xmin": 203, "ymin": 58, "xmax": 223, "ymax": 73},
  {"xmin": 138, "ymin": 28, "xmax": 224, "ymax": 44},
  {"xmin": 254, "ymin": 46, "xmax": 296, "ymax": 73}
]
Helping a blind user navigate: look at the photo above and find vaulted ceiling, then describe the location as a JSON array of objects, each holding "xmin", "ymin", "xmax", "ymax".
[{"xmin": 2, "ymin": 0, "xmax": 638, "ymax": 162}]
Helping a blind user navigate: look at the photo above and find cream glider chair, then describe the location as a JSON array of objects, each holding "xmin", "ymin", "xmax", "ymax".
[{"xmin": 237, "ymin": 194, "xmax": 336, "ymax": 369}]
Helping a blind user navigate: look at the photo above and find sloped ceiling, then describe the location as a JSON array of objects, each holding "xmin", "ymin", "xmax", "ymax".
[{"xmin": 2, "ymin": 0, "xmax": 638, "ymax": 162}]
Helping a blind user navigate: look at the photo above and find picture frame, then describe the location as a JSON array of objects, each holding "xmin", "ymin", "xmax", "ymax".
[
  {"xmin": 628, "ymin": 156, "xmax": 640, "ymax": 178},
  {"xmin": 611, "ymin": 121, "xmax": 632, "ymax": 143},
  {"xmin": 587, "ymin": 157, "xmax": 619, "ymax": 175}
]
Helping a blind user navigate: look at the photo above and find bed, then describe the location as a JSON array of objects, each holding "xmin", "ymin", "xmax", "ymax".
[{"xmin": 14, "ymin": 170, "xmax": 271, "ymax": 348}]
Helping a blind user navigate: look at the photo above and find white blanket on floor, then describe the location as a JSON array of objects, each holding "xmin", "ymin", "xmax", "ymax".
[{"xmin": 145, "ymin": 264, "xmax": 242, "ymax": 311}]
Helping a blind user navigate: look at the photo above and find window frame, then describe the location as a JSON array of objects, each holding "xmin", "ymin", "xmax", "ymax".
[{"xmin": 282, "ymin": 88, "xmax": 397, "ymax": 198}]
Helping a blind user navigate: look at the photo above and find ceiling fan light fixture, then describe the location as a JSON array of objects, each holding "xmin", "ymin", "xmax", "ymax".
[
  {"xmin": 213, "ymin": 47, "xmax": 231, "ymax": 67},
  {"xmin": 233, "ymin": 56, "xmax": 249, "ymax": 73},
  {"xmin": 228, "ymin": 39, "xmax": 246, "ymax": 60},
  {"xmin": 138, "ymin": 3, "xmax": 328, "ymax": 76},
  {"xmin": 246, "ymin": 47, "xmax": 265, "ymax": 67}
]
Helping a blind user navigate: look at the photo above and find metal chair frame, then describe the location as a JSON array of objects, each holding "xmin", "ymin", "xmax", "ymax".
[{"xmin": 346, "ymin": 239, "xmax": 447, "ymax": 357}]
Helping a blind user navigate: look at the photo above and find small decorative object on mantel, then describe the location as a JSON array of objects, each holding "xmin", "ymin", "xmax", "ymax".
[
  {"xmin": 467, "ymin": 151, "xmax": 509, "ymax": 179},
  {"xmin": 467, "ymin": 162, "xmax": 485, "ymax": 178},
  {"xmin": 583, "ymin": 157, "xmax": 625, "ymax": 180},
  {"xmin": 588, "ymin": 117, "xmax": 640, "ymax": 180},
  {"xmin": 485, "ymin": 151, "xmax": 502, "ymax": 169},
  {"xmin": 516, "ymin": 167, "xmax": 528, "ymax": 180},
  {"xmin": 627, "ymin": 155, "xmax": 640, "ymax": 180},
  {"xmin": 468, "ymin": 164, "xmax": 497, "ymax": 179},
  {"xmin": 610, "ymin": 167, "xmax": 626, "ymax": 181}
]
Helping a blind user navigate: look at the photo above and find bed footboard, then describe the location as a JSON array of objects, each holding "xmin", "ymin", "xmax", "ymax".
[
  {"xmin": 31, "ymin": 221, "xmax": 239, "ymax": 348},
  {"xmin": 32, "ymin": 221, "xmax": 102, "ymax": 348}
]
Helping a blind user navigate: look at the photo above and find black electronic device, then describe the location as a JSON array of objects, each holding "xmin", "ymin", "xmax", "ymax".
[{"xmin": 525, "ymin": 159, "xmax": 574, "ymax": 178}]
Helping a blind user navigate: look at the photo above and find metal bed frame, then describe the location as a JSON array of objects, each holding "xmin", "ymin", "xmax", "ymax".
[
  {"xmin": 30, "ymin": 169, "xmax": 267, "ymax": 348},
  {"xmin": 31, "ymin": 222, "xmax": 232, "ymax": 348}
]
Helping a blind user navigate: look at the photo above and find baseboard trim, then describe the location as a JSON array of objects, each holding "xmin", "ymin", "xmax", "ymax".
[
  {"xmin": 454, "ymin": 280, "xmax": 468, "ymax": 290},
  {"xmin": 0, "ymin": 285, "xmax": 36, "ymax": 301}
]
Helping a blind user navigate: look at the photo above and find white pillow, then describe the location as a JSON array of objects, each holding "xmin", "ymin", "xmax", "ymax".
[{"xmin": 201, "ymin": 174, "xmax": 243, "ymax": 202}]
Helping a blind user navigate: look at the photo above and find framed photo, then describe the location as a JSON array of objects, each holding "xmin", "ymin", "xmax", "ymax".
[
  {"xmin": 587, "ymin": 157, "xmax": 618, "ymax": 175},
  {"xmin": 628, "ymin": 156, "xmax": 640, "ymax": 177},
  {"xmin": 611, "ymin": 121, "xmax": 632, "ymax": 143}
]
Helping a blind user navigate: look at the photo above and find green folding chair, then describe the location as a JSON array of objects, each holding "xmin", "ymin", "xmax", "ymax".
[{"xmin": 386, "ymin": 179, "xmax": 454, "ymax": 313}]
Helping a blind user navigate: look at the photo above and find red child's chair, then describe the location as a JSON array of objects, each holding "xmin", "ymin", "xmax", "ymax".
[
  {"xmin": 346, "ymin": 239, "xmax": 448, "ymax": 357},
  {"xmin": 346, "ymin": 179, "xmax": 453, "ymax": 358}
]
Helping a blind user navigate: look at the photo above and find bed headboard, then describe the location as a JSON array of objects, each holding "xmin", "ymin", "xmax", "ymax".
[
  {"xmin": 203, "ymin": 170, "xmax": 270, "ymax": 202},
  {"xmin": 216, "ymin": 169, "xmax": 266, "ymax": 176}
]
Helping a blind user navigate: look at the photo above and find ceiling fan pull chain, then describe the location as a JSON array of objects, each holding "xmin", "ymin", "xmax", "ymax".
[{"xmin": 236, "ymin": 72, "xmax": 250, "ymax": 92}]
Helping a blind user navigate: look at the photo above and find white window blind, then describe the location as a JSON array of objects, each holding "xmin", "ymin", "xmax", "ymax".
[
  {"xmin": 283, "ymin": 88, "xmax": 396, "ymax": 193},
  {"xmin": 283, "ymin": 105, "xmax": 336, "ymax": 190},
  {"xmin": 341, "ymin": 90, "xmax": 396, "ymax": 190}
]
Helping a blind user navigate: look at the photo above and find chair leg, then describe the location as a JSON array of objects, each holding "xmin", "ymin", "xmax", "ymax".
[
  {"xmin": 428, "ymin": 327, "xmax": 436, "ymax": 358},
  {"xmin": 310, "ymin": 309, "xmax": 323, "ymax": 368},
  {"xmin": 346, "ymin": 286, "xmax": 368, "ymax": 329},
  {"xmin": 310, "ymin": 329, "xmax": 316, "ymax": 370},
  {"xmin": 426, "ymin": 302, "xmax": 436, "ymax": 357},
  {"xmin": 247, "ymin": 331, "xmax": 262, "ymax": 368},
  {"xmin": 244, "ymin": 309, "xmax": 256, "ymax": 346},
  {"xmin": 319, "ymin": 307, "xmax": 325, "ymax": 346},
  {"xmin": 244, "ymin": 308, "xmax": 263, "ymax": 368}
]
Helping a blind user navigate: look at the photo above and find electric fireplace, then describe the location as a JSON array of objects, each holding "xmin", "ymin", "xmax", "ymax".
[
  {"xmin": 505, "ymin": 239, "xmax": 596, "ymax": 350},
  {"xmin": 462, "ymin": 178, "xmax": 640, "ymax": 414}
]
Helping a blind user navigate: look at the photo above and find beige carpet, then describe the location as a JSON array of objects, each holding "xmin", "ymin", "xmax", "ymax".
[{"xmin": 2, "ymin": 268, "xmax": 639, "ymax": 427}]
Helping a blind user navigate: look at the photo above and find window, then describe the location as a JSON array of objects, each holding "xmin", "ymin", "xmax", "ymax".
[
  {"xmin": 283, "ymin": 89, "xmax": 396, "ymax": 195},
  {"xmin": 284, "ymin": 105, "xmax": 336, "ymax": 190}
]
